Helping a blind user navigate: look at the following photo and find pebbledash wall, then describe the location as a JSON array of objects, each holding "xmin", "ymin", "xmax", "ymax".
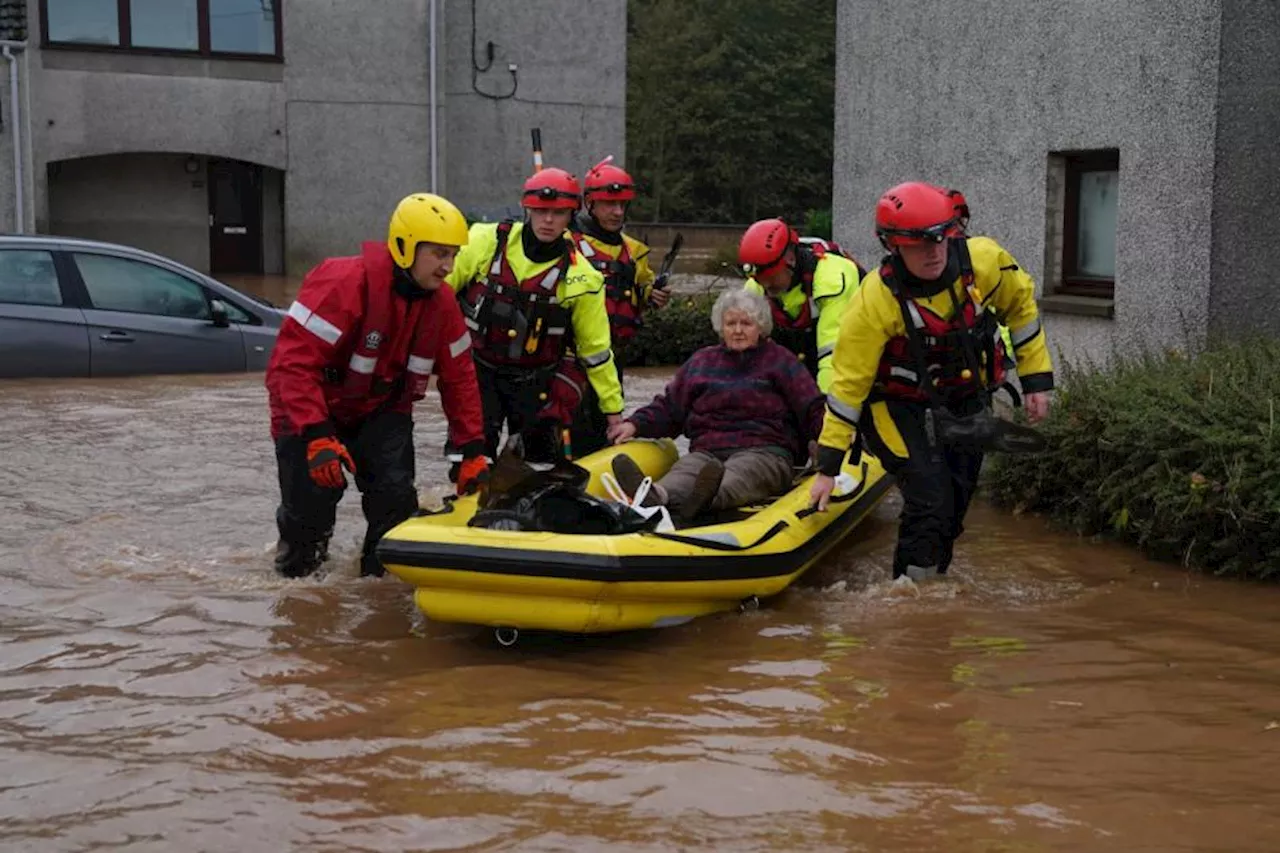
[
  {"xmin": 0, "ymin": 0, "xmax": 625, "ymax": 276},
  {"xmin": 832, "ymin": 0, "xmax": 1280, "ymax": 370}
]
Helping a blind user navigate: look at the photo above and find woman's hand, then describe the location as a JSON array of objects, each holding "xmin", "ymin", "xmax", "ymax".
[
  {"xmin": 809, "ymin": 473, "xmax": 836, "ymax": 512},
  {"xmin": 608, "ymin": 420, "xmax": 637, "ymax": 444}
]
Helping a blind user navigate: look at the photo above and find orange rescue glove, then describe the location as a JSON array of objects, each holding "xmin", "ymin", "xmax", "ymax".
[
  {"xmin": 306, "ymin": 435, "xmax": 356, "ymax": 489},
  {"xmin": 456, "ymin": 455, "xmax": 490, "ymax": 496}
]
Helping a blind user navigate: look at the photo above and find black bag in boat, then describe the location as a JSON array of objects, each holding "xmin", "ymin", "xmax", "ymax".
[{"xmin": 468, "ymin": 435, "xmax": 660, "ymax": 534}]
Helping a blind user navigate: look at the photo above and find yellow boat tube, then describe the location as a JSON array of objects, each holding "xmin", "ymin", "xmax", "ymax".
[{"xmin": 377, "ymin": 440, "xmax": 891, "ymax": 637}]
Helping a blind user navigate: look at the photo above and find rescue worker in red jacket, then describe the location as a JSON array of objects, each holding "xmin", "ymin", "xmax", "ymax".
[
  {"xmin": 740, "ymin": 219, "xmax": 866, "ymax": 394},
  {"xmin": 809, "ymin": 182, "xmax": 1054, "ymax": 582},
  {"xmin": 568, "ymin": 157, "xmax": 670, "ymax": 456},
  {"xmin": 446, "ymin": 167, "xmax": 623, "ymax": 462},
  {"xmin": 265, "ymin": 193, "xmax": 488, "ymax": 579}
]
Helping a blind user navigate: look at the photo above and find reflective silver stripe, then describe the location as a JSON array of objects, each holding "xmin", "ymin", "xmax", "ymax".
[
  {"xmin": 889, "ymin": 365, "xmax": 918, "ymax": 382},
  {"xmin": 287, "ymin": 301, "xmax": 343, "ymax": 346},
  {"xmin": 578, "ymin": 239, "xmax": 595, "ymax": 257},
  {"xmin": 540, "ymin": 267, "xmax": 561, "ymax": 290},
  {"xmin": 826, "ymin": 396, "xmax": 861, "ymax": 426},
  {"xmin": 1011, "ymin": 317, "xmax": 1042, "ymax": 347},
  {"xmin": 489, "ymin": 256, "xmax": 502, "ymax": 276},
  {"xmin": 580, "ymin": 348, "xmax": 612, "ymax": 368},
  {"xmin": 816, "ymin": 344, "xmax": 835, "ymax": 361},
  {"xmin": 554, "ymin": 371, "xmax": 585, "ymax": 395},
  {"xmin": 407, "ymin": 355, "xmax": 435, "ymax": 375},
  {"xmin": 347, "ymin": 353, "xmax": 376, "ymax": 374},
  {"xmin": 546, "ymin": 326, "xmax": 567, "ymax": 335},
  {"xmin": 809, "ymin": 297, "xmax": 820, "ymax": 317},
  {"xmin": 906, "ymin": 301, "xmax": 926, "ymax": 329},
  {"xmin": 448, "ymin": 333, "xmax": 470, "ymax": 358},
  {"xmin": 464, "ymin": 317, "xmax": 480, "ymax": 331}
]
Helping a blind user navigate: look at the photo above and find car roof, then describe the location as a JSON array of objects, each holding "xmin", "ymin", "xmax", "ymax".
[
  {"xmin": 0, "ymin": 233, "xmax": 203, "ymax": 271},
  {"xmin": 0, "ymin": 233, "xmax": 287, "ymax": 313}
]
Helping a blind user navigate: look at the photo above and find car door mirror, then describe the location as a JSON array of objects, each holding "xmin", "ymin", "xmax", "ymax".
[{"xmin": 209, "ymin": 298, "xmax": 231, "ymax": 328}]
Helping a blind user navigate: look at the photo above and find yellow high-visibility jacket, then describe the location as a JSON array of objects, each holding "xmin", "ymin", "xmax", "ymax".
[
  {"xmin": 446, "ymin": 221, "xmax": 623, "ymax": 415},
  {"xmin": 817, "ymin": 237, "xmax": 1053, "ymax": 455},
  {"xmin": 744, "ymin": 251, "xmax": 862, "ymax": 393}
]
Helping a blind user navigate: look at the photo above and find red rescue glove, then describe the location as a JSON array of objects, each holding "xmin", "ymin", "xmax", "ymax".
[
  {"xmin": 306, "ymin": 435, "xmax": 356, "ymax": 489},
  {"xmin": 456, "ymin": 455, "xmax": 490, "ymax": 496}
]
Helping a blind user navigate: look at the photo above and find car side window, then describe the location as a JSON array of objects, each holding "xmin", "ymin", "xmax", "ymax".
[
  {"xmin": 0, "ymin": 250, "xmax": 62, "ymax": 306},
  {"xmin": 213, "ymin": 295, "xmax": 253, "ymax": 324},
  {"xmin": 74, "ymin": 253, "xmax": 211, "ymax": 320}
]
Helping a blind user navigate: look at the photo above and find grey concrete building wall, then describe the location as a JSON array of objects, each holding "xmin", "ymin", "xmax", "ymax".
[
  {"xmin": 442, "ymin": 0, "xmax": 627, "ymax": 220},
  {"xmin": 834, "ymin": 0, "xmax": 1223, "ymax": 369},
  {"xmin": 281, "ymin": 0, "xmax": 433, "ymax": 273},
  {"xmin": 13, "ymin": 0, "xmax": 627, "ymax": 274},
  {"xmin": 47, "ymin": 153, "xmax": 209, "ymax": 269},
  {"xmin": 0, "ymin": 51, "xmax": 32, "ymax": 234},
  {"xmin": 32, "ymin": 55, "xmax": 287, "ymax": 222},
  {"xmin": 1208, "ymin": 0, "xmax": 1280, "ymax": 338},
  {"xmin": 262, "ymin": 166, "xmax": 284, "ymax": 275}
]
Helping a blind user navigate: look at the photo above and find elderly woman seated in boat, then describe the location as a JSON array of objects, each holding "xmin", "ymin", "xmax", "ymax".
[{"xmin": 606, "ymin": 288, "xmax": 824, "ymax": 523}]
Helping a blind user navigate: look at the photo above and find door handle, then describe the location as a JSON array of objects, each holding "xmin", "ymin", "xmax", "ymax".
[{"xmin": 99, "ymin": 330, "xmax": 135, "ymax": 343}]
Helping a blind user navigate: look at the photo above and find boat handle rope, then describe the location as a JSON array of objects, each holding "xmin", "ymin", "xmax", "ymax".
[{"xmin": 645, "ymin": 520, "xmax": 791, "ymax": 552}]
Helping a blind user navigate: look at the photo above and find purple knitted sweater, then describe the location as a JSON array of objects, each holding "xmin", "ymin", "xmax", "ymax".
[{"xmin": 628, "ymin": 339, "xmax": 824, "ymax": 461}]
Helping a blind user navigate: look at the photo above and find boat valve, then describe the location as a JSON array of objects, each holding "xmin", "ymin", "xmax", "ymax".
[{"xmin": 494, "ymin": 626, "xmax": 520, "ymax": 647}]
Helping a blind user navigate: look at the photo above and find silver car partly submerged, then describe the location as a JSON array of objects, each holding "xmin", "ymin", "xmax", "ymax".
[{"xmin": 0, "ymin": 235, "xmax": 287, "ymax": 378}]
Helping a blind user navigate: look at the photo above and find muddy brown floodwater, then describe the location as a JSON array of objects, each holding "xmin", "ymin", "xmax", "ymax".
[{"xmin": 2, "ymin": 365, "xmax": 1279, "ymax": 852}]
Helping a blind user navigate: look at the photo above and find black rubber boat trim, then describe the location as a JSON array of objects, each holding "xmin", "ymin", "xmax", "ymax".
[{"xmin": 375, "ymin": 467, "xmax": 893, "ymax": 583}]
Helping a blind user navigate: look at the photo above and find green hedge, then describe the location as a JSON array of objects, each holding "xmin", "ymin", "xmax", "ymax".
[
  {"xmin": 628, "ymin": 292, "xmax": 721, "ymax": 366},
  {"xmin": 984, "ymin": 338, "xmax": 1280, "ymax": 580}
]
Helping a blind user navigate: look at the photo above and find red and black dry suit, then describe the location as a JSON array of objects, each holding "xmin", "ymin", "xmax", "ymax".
[
  {"xmin": 815, "ymin": 237, "xmax": 1054, "ymax": 579},
  {"xmin": 446, "ymin": 220, "xmax": 622, "ymax": 463},
  {"xmin": 266, "ymin": 241, "xmax": 484, "ymax": 576}
]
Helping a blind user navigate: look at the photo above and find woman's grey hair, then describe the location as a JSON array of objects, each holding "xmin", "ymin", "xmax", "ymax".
[{"xmin": 710, "ymin": 288, "xmax": 773, "ymax": 338}]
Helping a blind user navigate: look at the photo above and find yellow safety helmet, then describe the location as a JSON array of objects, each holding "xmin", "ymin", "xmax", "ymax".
[{"xmin": 387, "ymin": 193, "xmax": 469, "ymax": 269}]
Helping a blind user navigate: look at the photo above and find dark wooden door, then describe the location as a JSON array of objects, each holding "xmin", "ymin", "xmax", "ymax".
[{"xmin": 208, "ymin": 159, "xmax": 263, "ymax": 274}]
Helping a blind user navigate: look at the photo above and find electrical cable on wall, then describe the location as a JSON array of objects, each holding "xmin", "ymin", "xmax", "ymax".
[{"xmin": 471, "ymin": 0, "xmax": 518, "ymax": 100}]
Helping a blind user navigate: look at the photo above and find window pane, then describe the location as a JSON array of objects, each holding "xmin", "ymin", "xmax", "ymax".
[
  {"xmin": 46, "ymin": 0, "xmax": 120, "ymax": 46},
  {"xmin": 130, "ymin": 0, "xmax": 198, "ymax": 50},
  {"xmin": 0, "ymin": 250, "xmax": 62, "ymax": 306},
  {"xmin": 75, "ymin": 254, "xmax": 211, "ymax": 320},
  {"xmin": 217, "ymin": 297, "xmax": 252, "ymax": 323},
  {"xmin": 1075, "ymin": 170, "xmax": 1118, "ymax": 279},
  {"xmin": 209, "ymin": 0, "xmax": 277, "ymax": 55}
]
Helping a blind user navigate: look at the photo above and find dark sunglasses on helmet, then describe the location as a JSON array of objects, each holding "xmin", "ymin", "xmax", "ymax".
[{"xmin": 880, "ymin": 218, "xmax": 959, "ymax": 243}]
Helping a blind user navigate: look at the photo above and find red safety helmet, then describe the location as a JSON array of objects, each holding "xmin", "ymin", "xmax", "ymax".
[
  {"xmin": 583, "ymin": 157, "xmax": 636, "ymax": 202},
  {"xmin": 522, "ymin": 167, "xmax": 582, "ymax": 210},
  {"xmin": 929, "ymin": 184, "xmax": 971, "ymax": 234},
  {"xmin": 875, "ymin": 182, "xmax": 962, "ymax": 250},
  {"xmin": 738, "ymin": 217, "xmax": 798, "ymax": 277}
]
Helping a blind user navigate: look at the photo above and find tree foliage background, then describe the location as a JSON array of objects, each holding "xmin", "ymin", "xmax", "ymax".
[{"xmin": 626, "ymin": 0, "xmax": 837, "ymax": 224}]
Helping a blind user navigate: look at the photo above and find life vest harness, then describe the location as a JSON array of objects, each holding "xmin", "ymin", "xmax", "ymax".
[
  {"xmin": 577, "ymin": 236, "xmax": 643, "ymax": 338},
  {"xmin": 459, "ymin": 221, "xmax": 574, "ymax": 368},
  {"xmin": 875, "ymin": 239, "xmax": 1013, "ymax": 408},
  {"xmin": 764, "ymin": 240, "xmax": 858, "ymax": 373}
]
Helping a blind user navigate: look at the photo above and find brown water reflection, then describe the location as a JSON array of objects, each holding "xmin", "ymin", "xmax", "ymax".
[{"xmin": 2, "ymin": 368, "xmax": 1279, "ymax": 851}]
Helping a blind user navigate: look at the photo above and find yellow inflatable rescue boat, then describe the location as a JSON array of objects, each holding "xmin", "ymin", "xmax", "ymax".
[{"xmin": 377, "ymin": 440, "xmax": 891, "ymax": 641}]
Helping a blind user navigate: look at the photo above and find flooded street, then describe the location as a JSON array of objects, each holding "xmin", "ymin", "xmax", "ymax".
[{"xmin": 2, "ymin": 368, "xmax": 1279, "ymax": 852}]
